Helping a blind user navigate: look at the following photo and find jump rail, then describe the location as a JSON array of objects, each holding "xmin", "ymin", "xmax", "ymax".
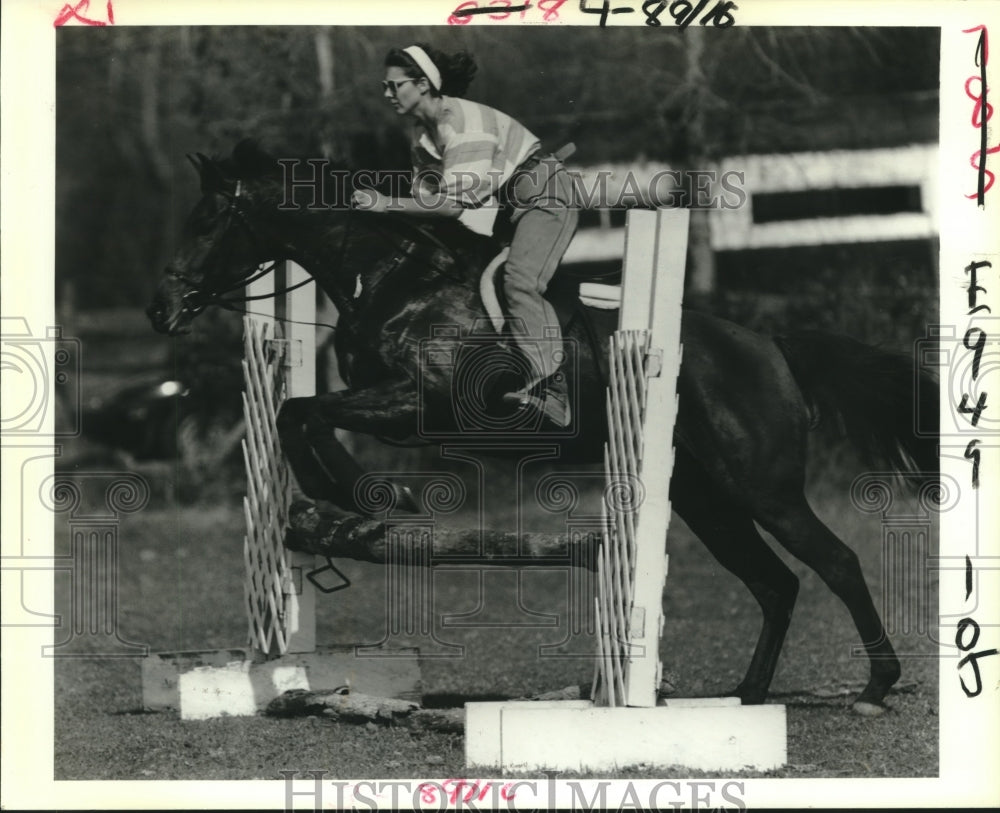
[
  {"xmin": 140, "ymin": 262, "xmax": 419, "ymax": 720},
  {"xmin": 464, "ymin": 208, "xmax": 789, "ymax": 773}
]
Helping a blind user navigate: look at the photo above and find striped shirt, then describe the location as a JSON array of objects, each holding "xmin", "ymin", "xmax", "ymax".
[{"xmin": 411, "ymin": 96, "xmax": 540, "ymax": 210}]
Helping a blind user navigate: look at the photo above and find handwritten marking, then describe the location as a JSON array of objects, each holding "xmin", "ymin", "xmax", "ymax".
[
  {"xmin": 964, "ymin": 440, "xmax": 980, "ymax": 489},
  {"xmin": 451, "ymin": 0, "xmax": 533, "ymax": 14},
  {"xmin": 963, "ymin": 26, "xmax": 997, "ymax": 204},
  {"xmin": 956, "ymin": 617, "xmax": 999, "ymax": 698},
  {"xmin": 53, "ymin": 0, "xmax": 114, "ymax": 27},
  {"xmin": 449, "ymin": 0, "xmax": 732, "ymax": 25},
  {"xmin": 579, "ymin": 0, "xmax": 636, "ymax": 26},
  {"xmin": 419, "ymin": 779, "xmax": 518, "ymax": 806},
  {"xmin": 955, "ymin": 256, "xmax": 993, "ymax": 696},
  {"xmin": 448, "ymin": 0, "xmax": 566, "ymax": 24}
]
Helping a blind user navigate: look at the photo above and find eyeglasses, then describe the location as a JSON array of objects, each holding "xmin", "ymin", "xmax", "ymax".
[{"xmin": 381, "ymin": 78, "xmax": 417, "ymax": 95}]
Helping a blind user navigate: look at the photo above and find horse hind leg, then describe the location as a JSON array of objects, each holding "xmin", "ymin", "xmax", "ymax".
[
  {"xmin": 757, "ymin": 496, "xmax": 901, "ymax": 715},
  {"xmin": 672, "ymin": 456, "xmax": 800, "ymax": 704}
]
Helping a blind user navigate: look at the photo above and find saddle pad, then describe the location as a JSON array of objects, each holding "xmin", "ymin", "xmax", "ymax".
[
  {"xmin": 478, "ymin": 249, "xmax": 510, "ymax": 334},
  {"xmin": 480, "ymin": 251, "xmax": 622, "ymax": 335},
  {"xmin": 578, "ymin": 282, "xmax": 621, "ymax": 309}
]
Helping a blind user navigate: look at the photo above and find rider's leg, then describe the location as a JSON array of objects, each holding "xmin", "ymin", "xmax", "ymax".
[{"xmin": 501, "ymin": 161, "xmax": 578, "ymax": 425}]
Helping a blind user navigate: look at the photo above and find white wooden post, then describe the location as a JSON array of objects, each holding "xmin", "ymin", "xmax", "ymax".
[
  {"xmin": 141, "ymin": 261, "xmax": 421, "ymax": 718},
  {"xmin": 618, "ymin": 208, "xmax": 688, "ymax": 707},
  {"xmin": 464, "ymin": 207, "xmax": 787, "ymax": 772},
  {"xmin": 280, "ymin": 261, "xmax": 317, "ymax": 654},
  {"xmin": 246, "ymin": 261, "xmax": 317, "ymax": 655}
]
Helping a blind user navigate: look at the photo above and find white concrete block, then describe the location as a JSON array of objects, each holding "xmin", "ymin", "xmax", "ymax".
[
  {"xmin": 178, "ymin": 665, "xmax": 258, "ymax": 720},
  {"xmin": 142, "ymin": 645, "xmax": 421, "ymax": 717},
  {"xmin": 465, "ymin": 700, "xmax": 593, "ymax": 769},
  {"xmin": 466, "ymin": 700, "xmax": 786, "ymax": 773}
]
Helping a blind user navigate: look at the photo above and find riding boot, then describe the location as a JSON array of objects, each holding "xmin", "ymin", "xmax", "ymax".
[{"xmin": 502, "ymin": 370, "xmax": 571, "ymax": 428}]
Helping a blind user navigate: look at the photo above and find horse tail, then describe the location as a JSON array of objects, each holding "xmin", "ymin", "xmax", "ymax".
[{"xmin": 773, "ymin": 330, "xmax": 938, "ymax": 481}]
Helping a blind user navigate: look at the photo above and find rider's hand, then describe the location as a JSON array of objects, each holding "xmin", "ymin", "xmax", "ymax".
[{"xmin": 351, "ymin": 189, "xmax": 387, "ymax": 213}]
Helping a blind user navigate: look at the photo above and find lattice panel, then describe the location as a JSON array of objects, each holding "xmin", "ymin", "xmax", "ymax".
[
  {"xmin": 242, "ymin": 317, "xmax": 293, "ymax": 656},
  {"xmin": 594, "ymin": 329, "xmax": 652, "ymax": 707}
]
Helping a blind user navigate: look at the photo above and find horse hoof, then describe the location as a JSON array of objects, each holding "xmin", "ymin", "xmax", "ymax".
[
  {"xmin": 289, "ymin": 499, "xmax": 320, "ymax": 531},
  {"xmin": 852, "ymin": 700, "xmax": 887, "ymax": 717},
  {"xmin": 657, "ymin": 679, "xmax": 678, "ymax": 697}
]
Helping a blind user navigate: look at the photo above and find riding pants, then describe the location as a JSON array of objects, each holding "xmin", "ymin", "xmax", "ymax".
[{"xmin": 502, "ymin": 154, "xmax": 579, "ymax": 383}]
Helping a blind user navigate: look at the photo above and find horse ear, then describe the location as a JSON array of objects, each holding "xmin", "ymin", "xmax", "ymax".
[
  {"xmin": 188, "ymin": 152, "xmax": 226, "ymax": 193},
  {"xmin": 186, "ymin": 153, "xmax": 208, "ymax": 179}
]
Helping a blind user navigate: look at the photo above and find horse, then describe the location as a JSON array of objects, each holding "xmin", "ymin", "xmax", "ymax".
[{"xmin": 147, "ymin": 140, "xmax": 939, "ymax": 716}]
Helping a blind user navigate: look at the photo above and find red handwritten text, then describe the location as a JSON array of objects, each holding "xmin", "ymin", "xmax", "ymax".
[
  {"xmin": 54, "ymin": 0, "xmax": 114, "ymax": 27},
  {"xmin": 448, "ymin": 0, "xmax": 567, "ymax": 25},
  {"xmin": 418, "ymin": 779, "xmax": 519, "ymax": 805}
]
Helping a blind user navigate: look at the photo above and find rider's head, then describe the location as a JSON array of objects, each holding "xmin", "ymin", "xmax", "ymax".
[{"xmin": 384, "ymin": 43, "xmax": 477, "ymax": 99}]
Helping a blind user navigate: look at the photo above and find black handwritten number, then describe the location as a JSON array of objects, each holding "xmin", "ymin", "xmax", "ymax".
[
  {"xmin": 580, "ymin": 0, "xmax": 634, "ymax": 25},
  {"xmin": 669, "ymin": 0, "xmax": 707, "ymax": 28},
  {"xmin": 965, "ymin": 440, "xmax": 981, "ymax": 489},
  {"xmin": 668, "ymin": 0, "xmax": 736, "ymax": 28},
  {"xmin": 971, "ymin": 26, "xmax": 990, "ymax": 206},
  {"xmin": 642, "ymin": 0, "xmax": 666, "ymax": 25},
  {"xmin": 580, "ymin": 0, "xmax": 611, "ymax": 25},
  {"xmin": 701, "ymin": 0, "xmax": 737, "ymax": 26},
  {"xmin": 958, "ymin": 392, "xmax": 988, "ymax": 426},
  {"xmin": 955, "ymin": 617, "xmax": 999, "ymax": 698},
  {"xmin": 963, "ymin": 327, "xmax": 987, "ymax": 380}
]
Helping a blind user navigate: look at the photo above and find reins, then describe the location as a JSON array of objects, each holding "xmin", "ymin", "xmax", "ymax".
[
  {"xmin": 174, "ymin": 176, "xmax": 471, "ymax": 333},
  {"xmin": 171, "ymin": 179, "xmax": 337, "ymax": 331}
]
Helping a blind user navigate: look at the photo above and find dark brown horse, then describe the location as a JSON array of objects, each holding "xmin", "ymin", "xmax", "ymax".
[{"xmin": 148, "ymin": 141, "xmax": 938, "ymax": 715}]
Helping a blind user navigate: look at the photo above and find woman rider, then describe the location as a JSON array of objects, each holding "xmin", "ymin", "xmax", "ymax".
[{"xmin": 350, "ymin": 43, "xmax": 579, "ymax": 428}]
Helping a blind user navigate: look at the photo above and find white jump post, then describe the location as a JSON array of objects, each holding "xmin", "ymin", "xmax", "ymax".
[
  {"xmin": 141, "ymin": 261, "xmax": 420, "ymax": 720},
  {"xmin": 243, "ymin": 261, "xmax": 317, "ymax": 656},
  {"xmin": 465, "ymin": 208, "xmax": 788, "ymax": 772}
]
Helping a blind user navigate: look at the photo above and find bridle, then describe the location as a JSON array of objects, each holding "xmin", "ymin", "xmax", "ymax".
[
  {"xmin": 168, "ymin": 179, "xmax": 315, "ymax": 319},
  {"xmin": 167, "ymin": 176, "xmax": 466, "ymax": 328}
]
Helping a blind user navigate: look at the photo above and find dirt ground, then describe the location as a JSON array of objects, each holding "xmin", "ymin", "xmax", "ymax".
[{"xmin": 53, "ymin": 455, "xmax": 939, "ymax": 782}]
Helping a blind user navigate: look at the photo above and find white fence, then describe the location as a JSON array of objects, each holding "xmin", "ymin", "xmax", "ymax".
[{"xmin": 561, "ymin": 144, "xmax": 938, "ymax": 264}]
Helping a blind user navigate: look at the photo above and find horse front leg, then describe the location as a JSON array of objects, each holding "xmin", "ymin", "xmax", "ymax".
[{"xmin": 276, "ymin": 379, "xmax": 421, "ymax": 514}]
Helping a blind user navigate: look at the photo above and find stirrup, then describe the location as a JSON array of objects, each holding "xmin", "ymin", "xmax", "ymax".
[{"xmin": 502, "ymin": 380, "xmax": 571, "ymax": 428}]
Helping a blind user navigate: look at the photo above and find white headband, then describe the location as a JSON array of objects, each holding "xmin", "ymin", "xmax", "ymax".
[{"xmin": 403, "ymin": 46, "xmax": 442, "ymax": 92}]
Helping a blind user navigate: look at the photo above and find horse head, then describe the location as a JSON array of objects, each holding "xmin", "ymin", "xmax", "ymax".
[
  {"xmin": 150, "ymin": 139, "xmax": 497, "ymax": 338},
  {"xmin": 147, "ymin": 140, "xmax": 295, "ymax": 335}
]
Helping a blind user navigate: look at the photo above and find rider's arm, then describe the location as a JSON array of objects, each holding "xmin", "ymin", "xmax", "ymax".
[{"xmin": 352, "ymin": 187, "xmax": 464, "ymax": 219}]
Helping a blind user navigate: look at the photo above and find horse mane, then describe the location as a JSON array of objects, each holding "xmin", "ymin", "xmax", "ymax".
[{"xmin": 212, "ymin": 138, "xmax": 498, "ymax": 260}]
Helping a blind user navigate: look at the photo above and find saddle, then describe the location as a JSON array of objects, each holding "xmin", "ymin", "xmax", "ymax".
[{"xmin": 478, "ymin": 248, "xmax": 622, "ymax": 338}]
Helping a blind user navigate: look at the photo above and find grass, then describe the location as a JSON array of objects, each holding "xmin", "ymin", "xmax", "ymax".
[{"xmin": 53, "ymin": 447, "xmax": 939, "ymax": 780}]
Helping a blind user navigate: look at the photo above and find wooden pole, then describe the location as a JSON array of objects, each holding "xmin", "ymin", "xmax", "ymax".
[
  {"xmin": 286, "ymin": 500, "xmax": 601, "ymax": 569},
  {"xmin": 621, "ymin": 208, "xmax": 688, "ymax": 707},
  {"xmin": 245, "ymin": 262, "xmax": 317, "ymax": 656},
  {"xmin": 282, "ymin": 261, "xmax": 318, "ymax": 654}
]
